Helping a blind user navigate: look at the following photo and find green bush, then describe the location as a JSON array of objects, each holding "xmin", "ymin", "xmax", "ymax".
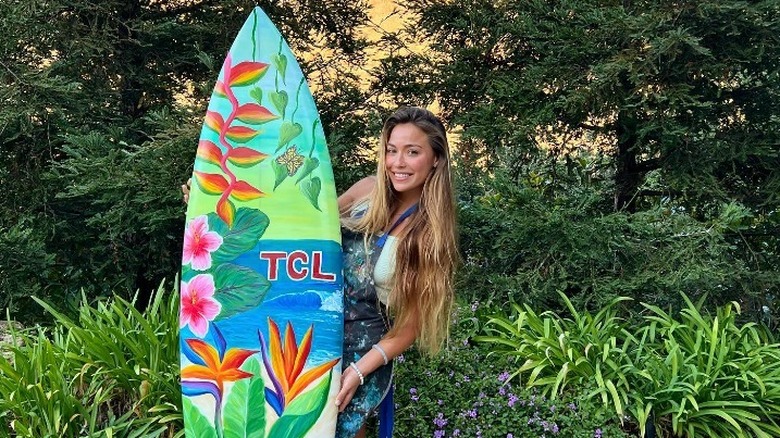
[
  {"xmin": 478, "ymin": 293, "xmax": 780, "ymax": 437},
  {"xmin": 0, "ymin": 282, "xmax": 181, "ymax": 437},
  {"xmin": 393, "ymin": 303, "xmax": 630, "ymax": 438},
  {"xmin": 455, "ymin": 166, "xmax": 776, "ymax": 321}
]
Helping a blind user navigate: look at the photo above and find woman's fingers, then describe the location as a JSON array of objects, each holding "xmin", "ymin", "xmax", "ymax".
[
  {"xmin": 181, "ymin": 178, "xmax": 192, "ymax": 204},
  {"xmin": 335, "ymin": 370, "xmax": 360, "ymax": 412}
]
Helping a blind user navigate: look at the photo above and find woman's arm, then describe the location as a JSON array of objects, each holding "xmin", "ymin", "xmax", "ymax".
[
  {"xmin": 338, "ymin": 176, "xmax": 376, "ymax": 215},
  {"xmin": 335, "ymin": 311, "xmax": 419, "ymax": 412}
]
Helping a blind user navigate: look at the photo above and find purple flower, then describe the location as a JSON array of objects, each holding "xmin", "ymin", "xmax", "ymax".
[
  {"xmin": 434, "ymin": 431, "xmax": 445, "ymax": 438},
  {"xmin": 463, "ymin": 375, "xmax": 471, "ymax": 382},
  {"xmin": 453, "ymin": 430, "xmax": 461, "ymax": 437},
  {"xmin": 594, "ymin": 428, "xmax": 603, "ymax": 438},
  {"xmin": 552, "ymin": 423, "xmax": 560, "ymax": 434},
  {"xmin": 498, "ymin": 371, "xmax": 510, "ymax": 382},
  {"xmin": 568, "ymin": 402, "xmax": 577, "ymax": 411},
  {"xmin": 508, "ymin": 394, "xmax": 519, "ymax": 407},
  {"xmin": 550, "ymin": 405, "xmax": 556, "ymax": 412},
  {"xmin": 478, "ymin": 391, "xmax": 486, "ymax": 399},
  {"xmin": 499, "ymin": 386, "xmax": 507, "ymax": 396},
  {"xmin": 410, "ymin": 388, "xmax": 417, "ymax": 395},
  {"xmin": 397, "ymin": 354, "xmax": 405, "ymax": 363},
  {"xmin": 438, "ymin": 399, "xmax": 444, "ymax": 405},
  {"xmin": 507, "ymin": 434, "xmax": 514, "ymax": 438},
  {"xmin": 412, "ymin": 395, "xmax": 419, "ymax": 402},
  {"xmin": 433, "ymin": 412, "xmax": 448, "ymax": 428}
]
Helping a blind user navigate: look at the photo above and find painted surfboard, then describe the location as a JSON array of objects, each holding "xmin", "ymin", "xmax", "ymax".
[{"xmin": 179, "ymin": 7, "xmax": 343, "ymax": 438}]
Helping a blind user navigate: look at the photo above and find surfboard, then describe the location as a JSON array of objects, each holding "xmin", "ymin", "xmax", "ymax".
[{"xmin": 179, "ymin": 7, "xmax": 343, "ymax": 438}]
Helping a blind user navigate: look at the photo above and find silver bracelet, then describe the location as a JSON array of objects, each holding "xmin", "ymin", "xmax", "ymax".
[
  {"xmin": 372, "ymin": 344, "xmax": 389, "ymax": 365},
  {"xmin": 349, "ymin": 362, "xmax": 365, "ymax": 385}
]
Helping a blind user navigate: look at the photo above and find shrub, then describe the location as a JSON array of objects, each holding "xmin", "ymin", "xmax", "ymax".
[
  {"xmin": 478, "ymin": 293, "xmax": 780, "ymax": 437},
  {"xmin": 0, "ymin": 282, "xmax": 181, "ymax": 437}
]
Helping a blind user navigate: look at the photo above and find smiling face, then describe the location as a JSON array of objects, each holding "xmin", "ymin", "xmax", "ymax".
[{"xmin": 384, "ymin": 123, "xmax": 439, "ymax": 201}]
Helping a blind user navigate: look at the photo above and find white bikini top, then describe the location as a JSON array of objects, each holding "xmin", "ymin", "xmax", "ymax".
[{"xmin": 373, "ymin": 235, "xmax": 397, "ymax": 306}]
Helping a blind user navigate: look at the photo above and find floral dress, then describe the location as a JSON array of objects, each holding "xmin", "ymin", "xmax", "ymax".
[{"xmin": 335, "ymin": 226, "xmax": 394, "ymax": 438}]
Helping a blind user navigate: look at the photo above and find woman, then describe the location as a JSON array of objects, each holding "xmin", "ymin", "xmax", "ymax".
[
  {"xmin": 183, "ymin": 106, "xmax": 457, "ymax": 437},
  {"xmin": 334, "ymin": 106, "xmax": 457, "ymax": 438}
]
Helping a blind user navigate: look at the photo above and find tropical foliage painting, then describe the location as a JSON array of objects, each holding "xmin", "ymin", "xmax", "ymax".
[{"xmin": 180, "ymin": 7, "xmax": 343, "ymax": 438}]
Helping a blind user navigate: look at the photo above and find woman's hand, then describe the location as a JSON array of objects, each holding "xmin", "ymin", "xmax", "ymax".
[
  {"xmin": 181, "ymin": 178, "xmax": 192, "ymax": 204},
  {"xmin": 335, "ymin": 366, "xmax": 361, "ymax": 412}
]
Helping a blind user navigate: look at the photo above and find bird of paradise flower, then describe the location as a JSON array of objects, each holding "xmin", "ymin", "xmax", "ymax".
[
  {"xmin": 182, "ymin": 324, "xmax": 257, "ymax": 437},
  {"xmin": 258, "ymin": 317, "xmax": 340, "ymax": 416}
]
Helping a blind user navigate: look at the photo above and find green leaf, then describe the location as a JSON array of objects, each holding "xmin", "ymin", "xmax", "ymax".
[
  {"xmin": 183, "ymin": 397, "xmax": 217, "ymax": 438},
  {"xmin": 276, "ymin": 121, "xmax": 303, "ymax": 152},
  {"xmin": 223, "ymin": 358, "xmax": 265, "ymax": 438},
  {"xmin": 272, "ymin": 160, "xmax": 288, "ymax": 190},
  {"xmin": 269, "ymin": 91, "xmax": 288, "ymax": 119},
  {"xmin": 300, "ymin": 177, "xmax": 321, "ymax": 211},
  {"xmin": 272, "ymin": 53, "xmax": 288, "ymax": 83},
  {"xmin": 268, "ymin": 371, "xmax": 332, "ymax": 438},
  {"xmin": 209, "ymin": 208, "xmax": 269, "ymax": 264},
  {"xmin": 250, "ymin": 87, "xmax": 263, "ymax": 104},
  {"xmin": 213, "ymin": 264, "xmax": 271, "ymax": 319},
  {"xmin": 294, "ymin": 158, "xmax": 319, "ymax": 184}
]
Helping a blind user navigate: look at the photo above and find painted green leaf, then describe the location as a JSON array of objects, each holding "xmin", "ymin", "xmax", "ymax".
[
  {"xmin": 272, "ymin": 53, "xmax": 288, "ymax": 84},
  {"xmin": 223, "ymin": 358, "xmax": 266, "ymax": 438},
  {"xmin": 181, "ymin": 265, "xmax": 197, "ymax": 282},
  {"xmin": 268, "ymin": 371, "xmax": 332, "ymax": 438},
  {"xmin": 295, "ymin": 157, "xmax": 320, "ymax": 184},
  {"xmin": 209, "ymin": 208, "xmax": 269, "ymax": 264},
  {"xmin": 276, "ymin": 121, "xmax": 303, "ymax": 151},
  {"xmin": 300, "ymin": 177, "xmax": 321, "ymax": 211},
  {"xmin": 250, "ymin": 87, "xmax": 263, "ymax": 104},
  {"xmin": 213, "ymin": 263, "xmax": 271, "ymax": 319},
  {"xmin": 269, "ymin": 91, "xmax": 288, "ymax": 118},
  {"xmin": 183, "ymin": 397, "xmax": 217, "ymax": 438},
  {"xmin": 272, "ymin": 160, "xmax": 288, "ymax": 191}
]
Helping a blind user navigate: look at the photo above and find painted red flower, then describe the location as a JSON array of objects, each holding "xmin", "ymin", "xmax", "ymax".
[
  {"xmin": 180, "ymin": 274, "xmax": 221, "ymax": 337},
  {"xmin": 183, "ymin": 215, "xmax": 223, "ymax": 270}
]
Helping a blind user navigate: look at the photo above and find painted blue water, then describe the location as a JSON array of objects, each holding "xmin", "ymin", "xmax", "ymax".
[{"xmin": 181, "ymin": 239, "xmax": 344, "ymax": 369}]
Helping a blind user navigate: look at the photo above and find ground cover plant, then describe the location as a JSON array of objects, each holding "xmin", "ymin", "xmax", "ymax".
[
  {"xmin": 392, "ymin": 304, "xmax": 630, "ymax": 438},
  {"xmin": 478, "ymin": 293, "xmax": 780, "ymax": 437}
]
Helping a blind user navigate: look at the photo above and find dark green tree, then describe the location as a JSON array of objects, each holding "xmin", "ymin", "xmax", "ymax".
[
  {"xmin": 380, "ymin": 0, "xmax": 780, "ymax": 313},
  {"xmin": 0, "ymin": 0, "xmax": 377, "ymax": 319}
]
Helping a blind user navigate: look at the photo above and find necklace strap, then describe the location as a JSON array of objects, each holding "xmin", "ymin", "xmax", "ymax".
[{"xmin": 376, "ymin": 203, "xmax": 418, "ymax": 248}]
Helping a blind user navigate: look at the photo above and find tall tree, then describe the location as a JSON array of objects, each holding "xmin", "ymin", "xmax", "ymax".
[
  {"xmin": 0, "ymin": 0, "xmax": 376, "ymax": 317},
  {"xmin": 382, "ymin": 0, "xmax": 780, "ymax": 213},
  {"xmin": 377, "ymin": 0, "xmax": 780, "ymax": 311}
]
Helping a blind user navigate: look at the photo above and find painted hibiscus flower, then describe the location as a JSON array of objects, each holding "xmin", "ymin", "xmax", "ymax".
[
  {"xmin": 183, "ymin": 215, "xmax": 223, "ymax": 270},
  {"xmin": 180, "ymin": 274, "xmax": 222, "ymax": 337}
]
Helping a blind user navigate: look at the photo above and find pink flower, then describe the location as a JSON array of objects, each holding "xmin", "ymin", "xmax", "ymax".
[
  {"xmin": 183, "ymin": 216, "xmax": 223, "ymax": 270},
  {"xmin": 180, "ymin": 274, "xmax": 221, "ymax": 337}
]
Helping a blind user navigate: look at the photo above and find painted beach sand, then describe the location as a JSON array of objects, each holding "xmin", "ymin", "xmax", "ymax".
[{"xmin": 180, "ymin": 7, "xmax": 343, "ymax": 438}]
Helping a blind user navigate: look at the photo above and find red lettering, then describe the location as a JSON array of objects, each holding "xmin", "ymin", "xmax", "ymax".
[
  {"xmin": 288, "ymin": 250, "xmax": 309, "ymax": 281},
  {"xmin": 311, "ymin": 251, "xmax": 336, "ymax": 281},
  {"xmin": 259, "ymin": 251, "xmax": 287, "ymax": 280}
]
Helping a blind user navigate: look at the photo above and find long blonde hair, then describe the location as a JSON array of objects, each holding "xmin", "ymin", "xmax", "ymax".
[{"xmin": 354, "ymin": 107, "xmax": 458, "ymax": 355}]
